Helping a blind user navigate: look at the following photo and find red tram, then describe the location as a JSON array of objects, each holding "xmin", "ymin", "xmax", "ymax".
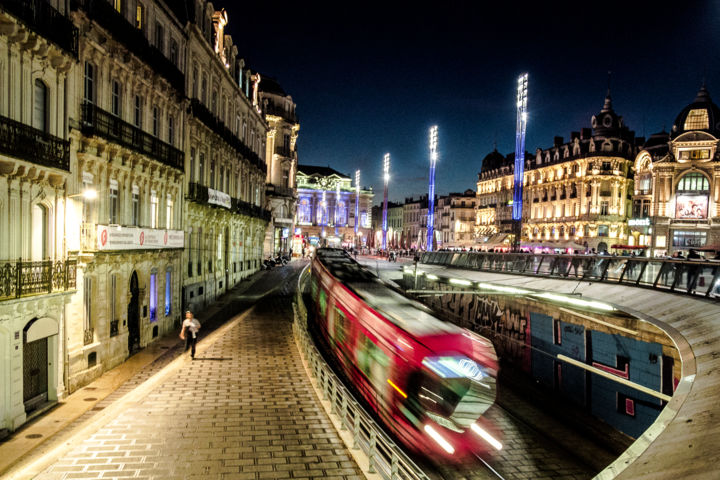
[{"xmin": 308, "ymin": 248, "xmax": 501, "ymax": 461}]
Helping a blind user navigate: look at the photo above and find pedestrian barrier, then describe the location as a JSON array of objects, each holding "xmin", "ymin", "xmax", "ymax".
[{"xmin": 293, "ymin": 265, "xmax": 430, "ymax": 480}]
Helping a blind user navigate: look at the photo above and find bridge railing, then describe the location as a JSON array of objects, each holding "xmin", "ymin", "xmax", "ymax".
[
  {"xmin": 420, "ymin": 251, "xmax": 720, "ymax": 299},
  {"xmin": 293, "ymin": 266, "xmax": 430, "ymax": 480}
]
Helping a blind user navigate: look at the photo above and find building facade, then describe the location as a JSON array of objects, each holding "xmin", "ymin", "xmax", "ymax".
[
  {"xmin": 66, "ymin": 0, "xmax": 187, "ymax": 393},
  {"xmin": 402, "ymin": 195, "xmax": 427, "ymax": 249},
  {"xmin": 477, "ymin": 92, "xmax": 640, "ymax": 252},
  {"xmin": 632, "ymin": 86, "xmax": 720, "ymax": 256},
  {"xmin": 295, "ymin": 165, "xmax": 373, "ymax": 247},
  {"xmin": 0, "ymin": 0, "xmax": 78, "ymax": 434},
  {"xmin": 438, "ymin": 190, "xmax": 477, "ymax": 248},
  {"xmin": 260, "ymin": 76, "xmax": 299, "ymax": 256},
  {"xmin": 183, "ymin": 1, "xmax": 269, "ymax": 312}
]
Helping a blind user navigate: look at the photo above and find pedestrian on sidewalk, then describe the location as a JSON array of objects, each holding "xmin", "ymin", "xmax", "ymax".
[{"xmin": 180, "ymin": 311, "xmax": 201, "ymax": 359}]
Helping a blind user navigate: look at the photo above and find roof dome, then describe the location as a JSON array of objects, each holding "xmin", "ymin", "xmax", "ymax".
[
  {"xmin": 480, "ymin": 149, "xmax": 507, "ymax": 174},
  {"xmin": 671, "ymin": 85, "xmax": 720, "ymax": 139},
  {"xmin": 591, "ymin": 90, "xmax": 623, "ymax": 136}
]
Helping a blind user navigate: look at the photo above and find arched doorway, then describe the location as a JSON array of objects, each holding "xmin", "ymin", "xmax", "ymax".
[
  {"xmin": 127, "ymin": 271, "xmax": 140, "ymax": 354},
  {"xmin": 23, "ymin": 317, "xmax": 57, "ymax": 413}
]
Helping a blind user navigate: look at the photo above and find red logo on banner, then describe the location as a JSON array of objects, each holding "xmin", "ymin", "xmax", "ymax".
[
  {"xmin": 100, "ymin": 228, "xmax": 108, "ymax": 246},
  {"xmin": 164, "ymin": 231, "xmax": 168, "ymax": 244},
  {"xmin": 139, "ymin": 231, "xmax": 145, "ymax": 246}
]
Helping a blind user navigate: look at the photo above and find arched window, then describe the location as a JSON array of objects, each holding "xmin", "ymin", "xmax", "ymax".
[
  {"xmin": 31, "ymin": 203, "xmax": 48, "ymax": 261},
  {"xmin": 677, "ymin": 172, "xmax": 710, "ymax": 192},
  {"xmin": 675, "ymin": 172, "xmax": 709, "ymax": 219},
  {"xmin": 33, "ymin": 79, "xmax": 48, "ymax": 132}
]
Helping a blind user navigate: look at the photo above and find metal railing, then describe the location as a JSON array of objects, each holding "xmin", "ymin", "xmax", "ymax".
[
  {"xmin": 263, "ymin": 103, "xmax": 298, "ymax": 123},
  {"xmin": 293, "ymin": 267, "xmax": 429, "ymax": 480},
  {"xmin": 187, "ymin": 182, "xmax": 272, "ymax": 222},
  {"xmin": 0, "ymin": 258, "xmax": 77, "ymax": 301},
  {"xmin": 266, "ymin": 184, "xmax": 295, "ymax": 198},
  {"xmin": 81, "ymin": 103, "xmax": 184, "ymax": 171},
  {"xmin": 420, "ymin": 251, "xmax": 720, "ymax": 299},
  {"xmin": 0, "ymin": 114, "xmax": 70, "ymax": 171},
  {"xmin": 1, "ymin": 0, "xmax": 79, "ymax": 57}
]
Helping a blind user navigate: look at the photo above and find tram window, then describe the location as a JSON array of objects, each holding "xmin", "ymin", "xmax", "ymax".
[
  {"xmin": 357, "ymin": 334, "xmax": 389, "ymax": 389},
  {"xmin": 310, "ymin": 276, "xmax": 318, "ymax": 300},
  {"xmin": 319, "ymin": 289, "xmax": 327, "ymax": 317},
  {"xmin": 333, "ymin": 308, "xmax": 347, "ymax": 343},
  {"xmin": 416, "ymin": 372, "xmax": 469, "ymax": 418}
]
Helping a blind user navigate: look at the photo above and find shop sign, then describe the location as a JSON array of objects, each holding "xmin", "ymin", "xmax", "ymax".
[
  {"xmin": 208, "ymin": 188, "xmax": 231, "ymax": 209},
  {"xmin": 628, "ymin": 218, "xmax": 651, "ymax": 227},
  {"xmin": 97, "ymin": 225, "xmax": 184, "ymax": 250}
]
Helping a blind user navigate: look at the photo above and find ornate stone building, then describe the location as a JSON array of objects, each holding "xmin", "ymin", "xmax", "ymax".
[
  {"xmin": 436, "ymin": 190, "xmax": 477, "ymax": 248},
  {"xmin": 182, "ymin": 1, "xmax": 269, "ymax": 312},
  {"xmin": 0, "ymin": 0, "xmax": 78, "ymax": 434},
  {"xmin": 66, "ymin": 0, "xmax": 186, "ymax": 392},
  {"xmin": 477, "ymin": 92, "xmax": 640, "ymax": 252},
  {"xmin": 295, "ymin": 165, "xmax": 373, "ymax": 247},
  {"xmin": 260, "ymin": 76, "xmax": 299, "ymax": 256},
  {"xmin": 632, "ymin": 86, "xmax": 720, "ymax": 255},
  {"xmin": 402, "ymin": 195, "xmax": 426, "ymax": 249}
]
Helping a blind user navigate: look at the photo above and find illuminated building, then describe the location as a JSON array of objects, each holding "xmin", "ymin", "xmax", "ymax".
[
  {"xmin": 477, "ymin": 91, "xmax": 640, "ymax": 252},
  {"xmin": 632, "ymin": 86, "xmax": 720, "ymax": 255},
  {"xmin": 402, "ymin": 195, "xmax": 428, "ymax": 249},
  {"xmin": 436, "ymin": 190, "xmax": 477, "ymax": 248},
  {"xmin": 259, "ymin": 76, "xmax": 300, "ymax": 256},
  {"xmin": 183, "ymin": 1, "xmax": 269, "ymax": 312},
  {"xmin": 295, "ymin": 165, "xmax": 374, "ymax": 247},
  {"xmin": 0, "ymin": 0, "xmax": 77, "ymax": 432}
]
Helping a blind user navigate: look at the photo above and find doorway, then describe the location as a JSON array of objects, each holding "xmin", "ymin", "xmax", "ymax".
[
  {"xmin": 23, "ymin": 322, "xmax": 48, "ymax": 413},
  {"xmin": 224, "ymin": 226, "xmax": 230, "ymax": 290},
  {"xmin": 128, "ymin": 271, "xmax": 140, "ymax": 354}
]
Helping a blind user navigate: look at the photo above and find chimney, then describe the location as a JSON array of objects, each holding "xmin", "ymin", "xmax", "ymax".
[
  {"xmin": 571, "ymin": 131, "xmax": 580, "ymax": 140},
  {"xmin": 581, "ymin": 128, "xmax": 592, "ymax": 139},
  {"xmin": 554, "ymin": 136, "xmax": 564, "ymax": 147}
]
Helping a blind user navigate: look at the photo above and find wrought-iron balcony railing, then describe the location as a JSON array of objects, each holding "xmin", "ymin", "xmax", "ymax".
[
  {"xmin": 266, "ymin": 184, "xmax": 295, "ymax": 198},
  {"xmin": 420, "ymin": 251, "xmax": 720, "ymax": 300},
  {"xmin": 0, "ymin": 258, "xmax": 77, "ymax": 301},
  {"xmin": 71, "ymin": 0, "xmax": 183, "ymax": 94},
  {"xmin": 2, "ymin": 0, "xmax": 79, "ymax": 58},
  {"xmin": 187, "ymin": 182, "xmax": 271, "ymax": 222},
  {"xmin": 189, "ymin": 99, "xmax": 266, "ymax": 173},
  {"xmin": 81, "ymin": 103, "xmax": 183, "ymax": 171},
  {"xmin": 263, "ymin": 103, "xmax": 298, "ymax": 124},
  {"xmin": 0, "ymin": 114, "xmax": 70, "ymax": 171}
]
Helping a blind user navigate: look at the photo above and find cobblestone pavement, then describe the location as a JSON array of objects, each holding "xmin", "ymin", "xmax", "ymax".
[{"xmin": 34, "ymin": 262, "xmax": 364, "ymax": 480}]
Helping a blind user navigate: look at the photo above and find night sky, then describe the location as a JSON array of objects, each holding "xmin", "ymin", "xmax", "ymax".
[{"xmin": 214, "ymin": 0, "xmax": 717, "ymax": 203}]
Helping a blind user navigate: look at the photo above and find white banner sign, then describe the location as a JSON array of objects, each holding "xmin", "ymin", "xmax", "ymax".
[
  {"xmin": 208, "ymin": 188, "xmax": 232, "ymax": 209},
  {"xmin": 96, "ymin": 225, "xmax": 184, "ymax": 250}
]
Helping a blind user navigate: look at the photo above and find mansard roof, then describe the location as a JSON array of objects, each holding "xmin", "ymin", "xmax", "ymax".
[
  {"xmin": 297, "ymin": 164, "xmax": 350, "ymax": 179},
  {"xmin": 671, "ymin": 85, "xmax": 720, "ymax": 139}
]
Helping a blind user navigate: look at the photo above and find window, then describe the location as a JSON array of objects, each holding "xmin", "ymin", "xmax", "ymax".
[
  {"xmin": 169, "ymin": 39, "xmax": 178, "ymax": 66},
  {"xmin": 282, "ymin": 168, "xmax": 289, "ymax": 188},
  {"xmin": 168, "ymin": 115, "xmax": 174, "ymax": 145},
  {"xmin": 33, "ymin": 79, "xmax": 48, "ymax": 132},
  {"xmin": 219, "ymin": 166, "xmax": 224, "ymax": 192},
  {"xmin": 283, "ymin": 134, "xmax": 290, "ymax": 151},
  {"xmin": 672, "ymin": 230, "xmax": 707, "ymax": 248},
  {"xmin": 356, "ymin": 334, "xmax": 389, "ymax": 391},
  {"xmin": 135, "ymin": 2, "xmax": 144, "ymax": 29},
  {"xmin": 201, "ymin": 75, "xmax": 207, "ymax": 104},
  {"xmin": 199, "ymin": 153, "xmax": 205, "ymax": 183},
  {"xmin": 192, "ymin": 65, "xmax": 198, "ymax": 98},
  {"xmin": 677, "ymin": 172, "xmax": 710, "ymax": 192},
  {"xmin": 154, "ymin": 22, "xmax": 164, "ymax": 53},
  {"xmin": 132, "ymin": 186, "xmax": 139, "ymax": 226},
  {"xmin": 598, "ymin": 225, "xmax": 609, "ymax": 237},
  {"xmin": 113, "ymin": 0, "xmax": 122, "ymax": 13},
  {"xmin": 111, "ymin": 80, "xmax": 121, "ymax": 117},
  {"xmin": 109, "ymin": 180, "xmax": 119, "ymax": 224},
  {"xmin": 331, "ymin": 308, "xmax": 347, "ymax": 344},
  {"xmin": 684, "ymin": 108, "xmax": 709, "ymax": 130},
  {"xmin": 84, "ymin": 61, "xmax": 95, "ymax": 104},
  {"xmin": 31, "ymin": 203, "xmax": 48, "ymax": 261},
  {"xmin": 600, "ymin": 201, "xmax": 609, "ymax": 215},
  {"xmin": 84, "ymin": 276, "xmax": 93, "ymax": 336},
  {"xmin": 152, "ymin": 106, "xmax": 159, "ymax": 136},
  {"xmin": 166, "ymin": 194, "xmax": 173, "ymax": 229},
  {"xmin": 149, "ymin": 273, "xmax": 157, "ymax": 322},
  {"xmin": 165, "ymin": 270, "xmax": 172, "ymax": 316},
  {"xmin": 134, "ymin": 95, "xmax": 142, "ymax": 128},
  {"xmin": 211, "ymin": 89, "xmax": 217, "ymax": 115},
  {"xmin": 110, "ymin": 274, "xmax": 116, "ymax": 325},
  {"xmin": 190, "ymin": 147, "xmax": 195, "ymax": 182},
  {"xmin": 150, "ymin": 190, "xmax": 158, "ymax": 228},
  {"xmin": 209, "ymin": 159, "xmax": 215, "ymax": 188}
]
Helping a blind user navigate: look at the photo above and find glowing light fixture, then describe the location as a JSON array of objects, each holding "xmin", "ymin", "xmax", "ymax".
[
  {"xmin": 424, "ymin": 424, "xmax": 455, "ymax": 454},
  {"xmin": 477, "ymin": 283, "xmax": 531, "ymax": 295},
  {"xmin": 426, "ymin": 274, "xmax": 439, "ymax": 280},
  {"xmin": 533, "ymin": 292, "xmax": 615, "ymax": 311},
  {"xmin": 354, "ymin": 170, "xmax": 360, "ymax": 236},
  {"xmin": 427, "ymin": 125, "xmax": 438, "ymax": 251},
  {"xmin": 387, "ymin": 379, "xmax": 407, "ymax": 398},
  {"xmin": 471, "ymin": 423, "xmax": 503, "ymax": 451},
  {"xmin": 83, "ymin": 188, "xmax": 98, "ymax": 200},
  {"xmin": 382, "ymin": 153, "xmax": 390, "ymax": 250},
  {"xmin": 449, "ymin": 278, "xmax": 472, "ymax": 286},
  {"xmin": 512, "ymin": 73, "xmax": 528, "ymax": 221}
]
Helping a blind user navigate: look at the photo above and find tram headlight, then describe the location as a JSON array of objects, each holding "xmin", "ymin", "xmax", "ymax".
[
  {"xmin": 471, "ymin": 423, "xmax": 503, "ymax": 451},
  {"xmin": 424, "ymin": 424, "xmax": 455, "ymax": 455}
]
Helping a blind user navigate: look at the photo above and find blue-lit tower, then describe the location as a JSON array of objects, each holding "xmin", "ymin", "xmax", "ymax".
[
  {"xmin": 426, "ymin": 126, "xmax": 438, "ymax": 251},
  {"xmin": 382, "ymin": 154, "xmax": 390, "ymax": 250},
  {"xmin": 354, "ymin": 170, "xmax": 360, "ymax": 238},
  {"xmin": 512, "ymin": 73, "xmax": 528, "ymax": 221}
]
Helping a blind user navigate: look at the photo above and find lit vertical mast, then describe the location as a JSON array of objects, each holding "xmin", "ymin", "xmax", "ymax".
[
  {"xmin": 382, "ymin": 153, "xmax": 390, "ymax": 250},
  {"xmin": 513, "ymin": 73, "xmax": 528, "ymax": 222},
  {"xmin": 321, "ymin": 189, "xmax": 327, "ymax": 238},
  {"xmin": 335, "ymin": 181, "xmax": 341, "ymax": 235},
  {"xmin": 427, "ymin": 125, "xmax": 438, "ymax": 251},
  {"xmin": 354, "ymin": 170, "xmax": 360, "ymax": 237}
]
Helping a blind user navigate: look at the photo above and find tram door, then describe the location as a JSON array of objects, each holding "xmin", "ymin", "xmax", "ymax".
[
  {"xmin": 357, "ymin": 332, "xmax": 390, "ymax": 411},
  {"xmin": 23, "ymin": 335, "xmax": 48, "ymax": 413}
]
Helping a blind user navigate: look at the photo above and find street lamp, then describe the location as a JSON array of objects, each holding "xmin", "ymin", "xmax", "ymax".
[
  {"xmin": 427, "ymin": 125, "xmax": 438, "ymax": 251},
  {"xmin": 354, "ymin": 170, "xmax": 360, "ymax": 244},
  {"xmin": 69, "ymin": 188, "xmax": 98, "ymax": 200},
  {"xmin": 382, "ymin": 153, "xmax": 390, "ymax": 251}
]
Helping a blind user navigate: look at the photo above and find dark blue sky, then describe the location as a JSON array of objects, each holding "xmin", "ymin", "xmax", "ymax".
[{"xmin": 217, "ymin": 0, "xmax": 717, "ymax": 203}]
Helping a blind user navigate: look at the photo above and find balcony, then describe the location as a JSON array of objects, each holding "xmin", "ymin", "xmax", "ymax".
[
  {"xmin": 71, "ymin": 0, "xmax": 183, "ymax": 94},
  {"xmin": 263, "ymin": 103, "xmax": 298, "ymax": 124},
  {"xmin": 0, "ymin": 114, "xmax": 70, "ymax": 171},
  {"xmin": 266, "ymin": 184, "xmax": 296, "ymax": 198},
  {"xmin": 187, "ymin": 182, "xmax": 271, "ymax": 222},
  {"xmin": 81, "ymin": 103, "xmax": 183, "ymax": 171},
  {"xmin": 0, "ymin": 258, "xmax": 77, "ymax": 302},
  {"xmin": 275, "ymin": 145, "xmax": 293, "ymax": 157},
  {"xmin": 189, "ymin": 99, "xmax": 266, "ymax": 173},
  {"xmin": 2, "ymin": 0, "xmax": 79, "ymax": 58}
]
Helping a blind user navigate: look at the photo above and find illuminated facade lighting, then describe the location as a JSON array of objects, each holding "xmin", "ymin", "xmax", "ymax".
[
  {"xmin": 382, "ymin": 153, "xmax": 390, "ymax": 250},
  {"xmin": 354, "ymin": 170, "xmax": 360, "ymax": 235},
  {"xmin": 513, "ymin": 73, "xmax": 528, "ymax": 221},
  {"xmin": 533, "ymin": 292, "xmax": 615, "ymax": 311},
  {"xmin": 449, "ymin": 278, "xmax": 472, "ymax": 286},
  {"xmin": 427, "ymin": 125, "xmax": 439, "ymax": 251}
]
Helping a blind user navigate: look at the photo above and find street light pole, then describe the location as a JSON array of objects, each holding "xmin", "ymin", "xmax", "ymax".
[
  {"xmin": 427, "ymin": 126, "xmax": 438, "ymax": 251},
  {"xmin": 382, "ymin": 153, "xmax": 390, "ymax": 251}
]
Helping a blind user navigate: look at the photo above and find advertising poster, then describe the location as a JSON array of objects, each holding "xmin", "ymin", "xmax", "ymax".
[{"xmin": 675, "ymin": 195, "xmax": 708, "ymax": 219}]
